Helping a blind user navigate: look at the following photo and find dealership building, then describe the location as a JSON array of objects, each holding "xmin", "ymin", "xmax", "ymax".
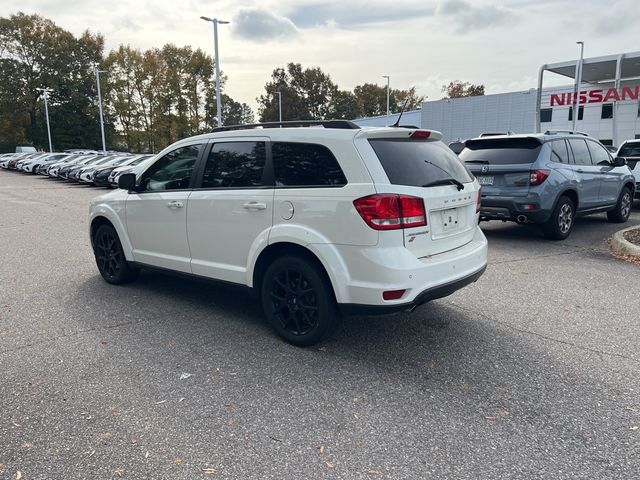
[{"xmin": 355, "ymin": 51, "xmax": 640, "ymax": 147}]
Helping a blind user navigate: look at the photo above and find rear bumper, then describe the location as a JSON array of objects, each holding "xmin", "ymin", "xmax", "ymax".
[
  {"xmin": 479, "ymin": 195, "xmax": 551, "ymax": 223},
  {"xmin": 322, "ymin": 227, "xmax": 488, "ymax": 314},
  {"xmin": 340, "ymin": 264, "xmax": 486, "ymax": 316}
]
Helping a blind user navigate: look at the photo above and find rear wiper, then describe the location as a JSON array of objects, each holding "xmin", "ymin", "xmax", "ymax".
[{"xmin": 422, "ymin": 178, "xmax": 465, "ymax": 191}]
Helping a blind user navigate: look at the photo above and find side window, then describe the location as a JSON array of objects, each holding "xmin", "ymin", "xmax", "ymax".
[
  {"xmin": 201, "ymin": 141, "xmax": 266, "ymax": 188},
  {"xmin": 567, "ymin": 139, "xmax": 592, "ymax": 166},
  {"xmin": 550, "ymin": 140, "xmax": 570, "ymax": 163},
  {"xmin": 272, "ymin": 142, "xmax": 347, "ymax": 187},
  {"xmin": 141, "ymin": 145, "xmax": 200, "ymax": 191},
  {"xmin": 586, "ymin": 141, "xmax": 612, "ymax": 166}
]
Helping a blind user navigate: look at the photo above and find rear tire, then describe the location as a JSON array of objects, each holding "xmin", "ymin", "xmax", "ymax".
[
  {"xmin": 607, "ymin": 187, "xmax": 632, "ymax": 223},
  {"xmin": 93, "ymin": 224, "xmax": 139, "ymax": 284},
  {"xmin": 543, "ymin": 196, "xmax": 575, "ymax": 240},
  {"xmin": 261, "ymin": 255, "xmax": 339, "ymax": 347}
]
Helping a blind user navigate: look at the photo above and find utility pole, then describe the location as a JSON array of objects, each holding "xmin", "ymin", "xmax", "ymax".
[
  {"xmin": 276, "ymin": 91, "xmax": 282, "ymax": 123},
  {"xmin": 382, "ymin": 75, "xmax": 390, "ymax": 117},
  {"xmin": 92, "ymin": 63, "xmax": 107, "ymax": 153},
  {"xmin": 36, "ymin": 87, "xmax": 53, "ymax": 152},
  {"xmin": 573, "ymin": 41, "xmax": 584, "ymax": 133},
  {"xmin": 201, "ymin": 16, "xmax": 230, "ymax": 127}
]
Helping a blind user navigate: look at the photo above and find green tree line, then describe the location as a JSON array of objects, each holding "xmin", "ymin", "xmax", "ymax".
[{"xmin": 0, "ymin": 13, "xmax": 482, "ymax": 153}]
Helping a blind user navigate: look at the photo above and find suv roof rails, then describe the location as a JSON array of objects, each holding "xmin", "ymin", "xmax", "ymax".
[
  {"xmin": 211, "ymin": 120, "xmax": 361, "ymax": 133},
  {"xmin": 543, "ymin": 129, "xmax": 589, "ymax": 137}
]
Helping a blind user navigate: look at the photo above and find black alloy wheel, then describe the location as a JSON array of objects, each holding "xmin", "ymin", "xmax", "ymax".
[
  {"xmin": 93, "ymin": 224, "xmax": 139, "ymax": 284},
  {"xmin": 261, "ymin": 256, "xmax": 339, "ymax": 346}
]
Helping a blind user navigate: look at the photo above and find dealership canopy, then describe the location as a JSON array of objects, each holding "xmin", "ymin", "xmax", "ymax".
[{"xmin": 536, "ymin": 51, "xmax": 640, "ymax": 143}]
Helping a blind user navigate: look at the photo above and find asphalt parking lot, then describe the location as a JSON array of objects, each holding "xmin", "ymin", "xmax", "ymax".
[{"xmin": 1, "ymin": 169, "xmax": 639, "ymax": 480}]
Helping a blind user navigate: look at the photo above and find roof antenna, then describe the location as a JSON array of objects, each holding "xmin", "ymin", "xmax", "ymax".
[{"xmin": 391, "ymin": 96, "xmax": 411, "ymax": 127}]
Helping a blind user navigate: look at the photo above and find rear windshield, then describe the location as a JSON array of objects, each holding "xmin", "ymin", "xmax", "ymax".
[
  {"xmin": 619, "ymin": 142, "xmax": 640, "ymax": 157},
  {"xmin": 460, "ymin": 138, "xmax": 542, "ymax": 165},
  {"xmin": 368, "ymin": 139, "xmax": 473, "ymax": 186}
]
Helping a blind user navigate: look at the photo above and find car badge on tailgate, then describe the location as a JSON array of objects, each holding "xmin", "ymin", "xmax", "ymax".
[{"xmin": 481, "ymin": 165, "xmax": 489, "ymax": 173}]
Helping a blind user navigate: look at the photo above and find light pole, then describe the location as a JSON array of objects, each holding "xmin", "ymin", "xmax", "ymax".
[
  {"xmin": 573, "ymin": 41, "xmax": 584, "ymax": 133},
  {"xmin": 91, "ymin": 63, "xmax": 107, "ymax": 153},
  {"xmin": 382, "ymin": 75, "xmax": 390, "ymax": 117},
  {"xmin": 200, "ymin": 16, "xmax": 229, "ymax": 127},
  {"xmin": 276, "ymin": 91, "xmax": 282, "ymax": 123},
  {"xmin": 36, "ymin": 87, "xmax": 53, "ymax": 152}
]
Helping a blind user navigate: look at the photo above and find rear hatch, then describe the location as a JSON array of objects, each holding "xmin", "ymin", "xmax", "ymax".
[
  {"xmin": 460, "ymin": 137, "xmax": 543, "ymax": 197},
  {"xmin": 364, "ymin": 133, "xmax": 479, "ymax": 258}
]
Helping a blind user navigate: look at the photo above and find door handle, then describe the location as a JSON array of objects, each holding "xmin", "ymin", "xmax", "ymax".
[
  {"xmin": 167, "ymin": 200, "xmax": 184, "ymax": 208},
  {"xmin": 243, "ymin": 201, "xmax": 267, "ymax": 210},
  {"xmin": 576, "ymin": 169, "xmax": 584, "ymax": 173}
]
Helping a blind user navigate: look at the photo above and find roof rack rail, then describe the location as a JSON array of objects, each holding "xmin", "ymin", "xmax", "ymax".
[
  {"xmin": 543, "ymin": 129, "xmax": 589, "ymax": 137},
  {"xmin": 211, "ymin": 120, "xmax": 360, "ymax": 133}
]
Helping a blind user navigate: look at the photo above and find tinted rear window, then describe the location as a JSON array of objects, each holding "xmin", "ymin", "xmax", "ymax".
[
  {"xmin": 619, "ymin": 143, "xmax": 640, "ymax": 157},
  {"xmin": 369, "ymin": 139, "xmax": 473, "ymax": 187},
  {"xmin": 460, "ymin": 138, "xmax": 542, "ymax": 165},
  {"xmin": 272, "ymin": 142, "xmax": 347, "ymax": 187}
]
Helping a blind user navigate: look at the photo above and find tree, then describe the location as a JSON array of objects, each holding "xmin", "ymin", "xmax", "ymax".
[
  {"xmin": 326, "ymin": 90, "xmax": 359, "ymax": 120},
  {"xmin": 257, "ymin": 63, "xmax": 338, "ymax": 122},
  {"xmin": 352, "ymin": 83, "xmax": 424, "ymax": 118},
  {"xmin": 442, "ymin": 80, "xmax": 485, "ymax": 99},
  {"xmin": 0, "ymin": 13, "xmax": 108, "ymax": 151}
]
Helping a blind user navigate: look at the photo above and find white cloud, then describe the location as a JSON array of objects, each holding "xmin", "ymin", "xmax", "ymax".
[{"xmin": 231, "ymin": 8, "xmax": 297, "ymax": 41}]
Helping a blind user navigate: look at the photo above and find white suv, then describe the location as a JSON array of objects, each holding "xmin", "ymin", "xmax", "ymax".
[{"xmin": 89, "ymin": 121, "xmax": 488, "ymax": 346}]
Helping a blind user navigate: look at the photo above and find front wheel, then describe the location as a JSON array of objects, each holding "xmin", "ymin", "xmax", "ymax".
[
  {"xmin": 607, "ymin": 187, "xmax": 632, "ymax": 223},
  {"xmin": 543, "ymin": 196, "xmax": 575, "ymax": 240},
  {"xmin": 93, "ymin": 224, "xmax": 139, "ymax": 284},
  {"xmin": 261, "ymin": 255, "xmax": 339, "ymax": 347}
]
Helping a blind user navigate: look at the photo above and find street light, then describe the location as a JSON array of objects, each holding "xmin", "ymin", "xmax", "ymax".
[
  {"xmin": 200, "ymin": 16, "xmax": 229, "ymax": 127},
  {"xmin": 382, "ymin": 75, "xmax": 390, "ymax": 117},
  {"xmin": 276, "ymin": 91, "xmax": 282, "ymax": 123},
  {"xmin": 91, "ymin": 62, "xmax": 107, "ymax": 153},
  {"xmin": 35, "ymin": 87, "xmax": 53, "ymax": 152},
  {"xmin": 573, "ymin": 41, "xmax": 584, "ymax": 133}
]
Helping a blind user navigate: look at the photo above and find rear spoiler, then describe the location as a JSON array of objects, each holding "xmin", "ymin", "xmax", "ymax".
[{"xmin": 356, "ymin": 128, "xmax": 443, "ymax": 142}]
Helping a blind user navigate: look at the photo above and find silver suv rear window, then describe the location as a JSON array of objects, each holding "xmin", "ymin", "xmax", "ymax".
[
  {"xmin": 369, "ymin": 139, "xmax": 473, "ymax": 187},
  {"xmin": 460, "ymin": 138, "xmax": 542, "ymax": 165}
]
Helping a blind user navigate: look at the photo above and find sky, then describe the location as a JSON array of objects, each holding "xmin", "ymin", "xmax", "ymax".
[{"xmin": 3, "ymin": 0, "xmax": 640, "ymax": 114}]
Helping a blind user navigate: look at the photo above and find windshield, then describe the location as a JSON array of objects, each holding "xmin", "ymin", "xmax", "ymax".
[
  {"xmin": 368, "ymin": 139, "xmax": 473, "ymax": 187},
  {"xmin": 460, "ymin": 138, "xmax": 542, "ymax": 165}
]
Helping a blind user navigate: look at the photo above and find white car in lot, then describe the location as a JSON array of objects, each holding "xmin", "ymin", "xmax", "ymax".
[
  {"xmin": 21, "ymin": 153, "xmax": 71, "ymax": 173},
  {"xmin": 617, "ymin": 140, "xmax": 640, "ymax": 198},
  {"xmin": 89, "ymin": 121, "xmax": 487, "ymax": 346}
]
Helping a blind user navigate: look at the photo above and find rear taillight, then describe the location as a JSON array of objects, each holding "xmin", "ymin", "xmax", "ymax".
[
  {"xmin": 530, "ymin": 169, "xmax": 550, "ymax": 186},
  {"xmin": 476, "ymin": 188, "xmax": 481, "ymax": 213},
  {"xmin": 410, "ymin": 130, "xmax": 431, "ymax": 140},
  {"xmin": 353, "ymin": 194, "xmax": 427, "ymax": 230}
]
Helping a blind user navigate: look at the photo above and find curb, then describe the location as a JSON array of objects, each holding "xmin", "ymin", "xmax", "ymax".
[{"xmin": 611, "ymin": 225, "xmax": 640, "ymax": 257}]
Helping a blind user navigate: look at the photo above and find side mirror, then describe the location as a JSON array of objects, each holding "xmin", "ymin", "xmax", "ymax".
[
  {"xmin": 118, "ymin": 172, "xmax": 137, "ymax": 191},
  {"xmin": 613, "ymin": 157, "xmax": 627, "ymax": 167}
]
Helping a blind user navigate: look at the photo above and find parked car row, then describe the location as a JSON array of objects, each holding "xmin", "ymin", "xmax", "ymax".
[{"xmin": 0, "ymin": 151, "xmax": 155, "ymax": 188}]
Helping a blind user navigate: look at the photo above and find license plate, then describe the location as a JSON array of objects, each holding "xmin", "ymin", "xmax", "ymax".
[
  {"xmin": 441, "ymin": 208, "xmax": 460, "ymax": 231},
  {"xmin": 477, "ymin": 175, "xmax": 494, "ymax": 186}
]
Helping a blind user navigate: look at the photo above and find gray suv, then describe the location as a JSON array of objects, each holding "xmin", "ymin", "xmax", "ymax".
[{"xmin": 460, "ymin": 132, "xmax": 635, "ymax": 240}]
